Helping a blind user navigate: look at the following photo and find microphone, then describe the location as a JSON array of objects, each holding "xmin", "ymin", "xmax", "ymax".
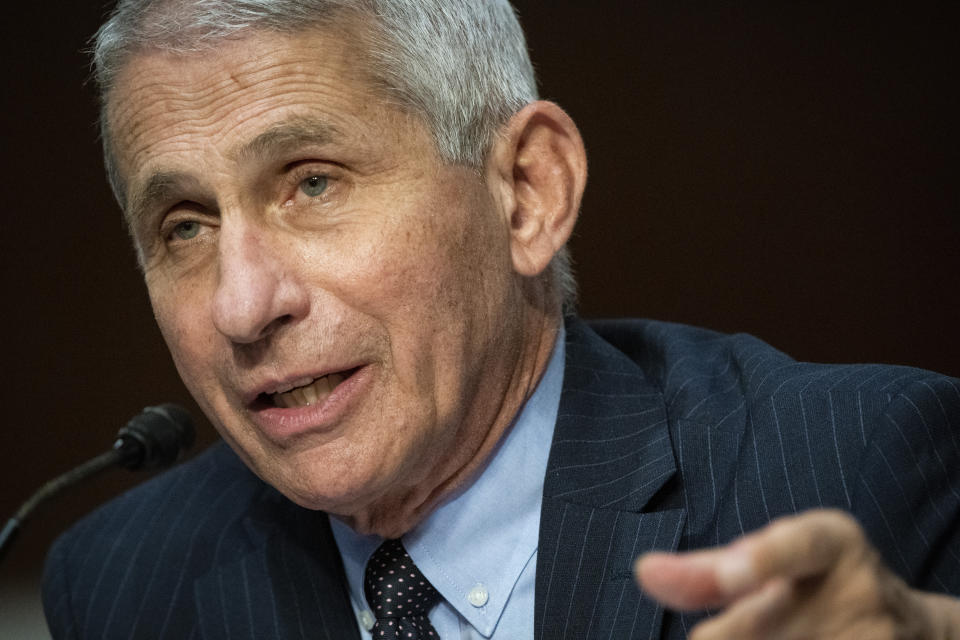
[
  {"xmin": 0, "ymin": 404, "xmax": 195, "ymax": 563},
  {"xmin": 113, "ymin": 404, "xmax": 195, "ymax": 470}
]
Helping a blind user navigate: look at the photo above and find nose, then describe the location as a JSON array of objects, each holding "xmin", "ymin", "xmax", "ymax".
[{"xmin": 211, "ymin": 219, "xmax": 308, "ymax": 344}]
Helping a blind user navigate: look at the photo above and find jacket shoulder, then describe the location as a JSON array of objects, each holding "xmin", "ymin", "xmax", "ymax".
[
  {"xmin": 42, "ymin": 441, "xmax": 270, "ymax": 638},
  {"xmin": 586, "ymin": 317, "xmax": 960, "ymax": 593},
  {"xmin": 585, "ymin": 317, "xmax": 949, "ymax": 424}
]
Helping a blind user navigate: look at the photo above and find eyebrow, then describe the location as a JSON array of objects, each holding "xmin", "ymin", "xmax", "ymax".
[
  {"xmin": 232, "ymin": 117, "xmax": 342, "ymax": 163},
  {"xmin": 124, "ymin": 117, "xmax": 342, "ymax": 228},
  {"xmin": 126, "ymin": 170, "xmax": 195, "ymax": 232}
]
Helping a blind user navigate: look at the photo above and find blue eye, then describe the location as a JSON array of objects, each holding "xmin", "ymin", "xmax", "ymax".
[
  {"xmin": 299, "ymin": 175, "xmax": 328, "ymax": 197},
  {"xmin": 173, "ymin": 221, "xmax": 201, "ymax": 240}
]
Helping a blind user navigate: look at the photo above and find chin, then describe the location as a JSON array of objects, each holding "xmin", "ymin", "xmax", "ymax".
[{"xmin": 268, "ymin": 456, "xmax": 384, "ymax": 516}]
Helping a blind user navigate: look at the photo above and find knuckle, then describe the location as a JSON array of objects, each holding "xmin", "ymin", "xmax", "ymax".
[
  {"xmin": 834, "ymin": 561, "xmax": 885, "ymax": 608},
  {"xmin": 813, "ymin": 508, "xmax": 866, "ymax": 542}
]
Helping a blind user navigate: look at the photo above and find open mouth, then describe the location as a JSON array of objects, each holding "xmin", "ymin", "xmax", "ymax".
[{"xmin": 256, "ymin": 367, "xmax": 361, "ymax": 409}]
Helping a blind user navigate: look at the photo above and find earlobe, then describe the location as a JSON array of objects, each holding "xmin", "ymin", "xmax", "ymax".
[{"xmin": 490, "ymin": 101, "xmax": 587, "ymax": 278}]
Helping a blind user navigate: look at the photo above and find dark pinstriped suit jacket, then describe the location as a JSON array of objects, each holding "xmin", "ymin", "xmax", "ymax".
[{"xmin": 43, "ymin": 318, "xmax": 960, "ymax": 639}]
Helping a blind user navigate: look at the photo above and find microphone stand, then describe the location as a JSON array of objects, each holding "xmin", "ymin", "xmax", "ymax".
[
  {"xmin": 0, "ymin": 443, "xmax": 131, "ymax": 564},
  {"xmin": 0, "ymin": 404, "xmax": 193, "ymax": 564}
]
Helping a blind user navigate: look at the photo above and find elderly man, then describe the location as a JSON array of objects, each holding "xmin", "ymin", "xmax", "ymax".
[{"xmin": 43, "ymin": 0, "xmax": 959, "ymax": 638}]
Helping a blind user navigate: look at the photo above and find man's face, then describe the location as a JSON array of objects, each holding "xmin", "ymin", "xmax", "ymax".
[{"xmin": 110, "ymin": 27, "xmax": 530, "ymax": 530}]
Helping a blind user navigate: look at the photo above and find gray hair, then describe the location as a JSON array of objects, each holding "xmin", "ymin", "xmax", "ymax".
[{"xmin": 93, "ymin": 0, "xmax": 576, "ymax": 308}]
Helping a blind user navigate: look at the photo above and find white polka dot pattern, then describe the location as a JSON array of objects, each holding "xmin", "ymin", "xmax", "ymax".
[{"xmin": 363, "ymin": 539, "xmax": 440, "ymax": 640}]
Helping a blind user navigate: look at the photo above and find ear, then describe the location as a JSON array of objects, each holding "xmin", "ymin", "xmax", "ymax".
[{"xmin": 488, "ymin": 101, "xmax": 587, "ymax": 278}]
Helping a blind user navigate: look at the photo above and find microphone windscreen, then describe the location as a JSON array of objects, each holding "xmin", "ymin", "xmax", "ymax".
[{"xmin": 115, "ymin": 404, "xmax": 196, "ymax": 470}]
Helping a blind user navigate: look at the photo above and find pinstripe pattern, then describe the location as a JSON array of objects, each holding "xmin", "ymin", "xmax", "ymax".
[
  {"xmin": 43, "ymin": 317, "xmax": 960, "ymax": 639},
  {"xmin": 536, "ymin": 320, "xmax": 685, "ymax": 639},
  {"xmin": 536, "ymin": 318, "xmax": 959, "ymax": 639},
  {"xmin": 43, "ymin": 443, "xmax": 359, "ymax": 640}
]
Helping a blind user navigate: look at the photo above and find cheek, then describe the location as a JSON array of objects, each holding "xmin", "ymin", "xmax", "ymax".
[
  {"xmin": 146, "ymin": 272, "xmax": 217, "ymax": 386},
  {"xmin": 304, "ymin": 217, "xmax": 451, "ymax": 318},
  {"xmin": 365, "ymin": 196, "xmax": 513, "ymax": 389},
  {"xmin": 378, "ymin": 197, "xmax": 505, "ymax": 306}
]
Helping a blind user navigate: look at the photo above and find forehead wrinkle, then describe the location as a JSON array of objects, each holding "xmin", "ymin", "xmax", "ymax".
[
  {"xmin": 114, "ymin": 76, "xmax": 331, "ymax": 159},
  {"xmin": 111, "ymin": 50, "xmax": 344, "ymax": 160},
  {"xmin": 110, "ymin": 30, "xmax": 392, "ymax": 228}
]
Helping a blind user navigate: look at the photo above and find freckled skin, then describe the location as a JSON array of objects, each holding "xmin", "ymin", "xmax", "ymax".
[{"xmin": 110, "ymin": 28, "xmax": 558, "ymax": 537}]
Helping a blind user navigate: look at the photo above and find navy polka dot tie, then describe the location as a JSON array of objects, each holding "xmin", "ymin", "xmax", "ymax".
[{"xmin": 363, "ymin": 539, "xmax": 441, "ymax": 639}]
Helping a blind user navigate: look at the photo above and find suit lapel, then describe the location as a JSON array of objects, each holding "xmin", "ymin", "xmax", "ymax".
[
  {"xmin": 193, "ymin": 489, "xmax": 360, "ymax": 640},
  {"xmin": 536, "ymin": 319, "xmax": 685, "ymax": 640}
]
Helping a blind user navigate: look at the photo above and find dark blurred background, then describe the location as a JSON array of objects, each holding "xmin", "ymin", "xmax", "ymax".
[{"xmin": 1, "ymin": 2, "xmax": 958, "ymax": 636}]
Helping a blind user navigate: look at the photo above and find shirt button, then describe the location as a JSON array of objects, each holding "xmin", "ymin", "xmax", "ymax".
[
  {"xmin": 468, "ymin": 583, "xmax": 489, "ymax": 607},
  {"xmin": 359, "ymin": 610, "xmax": 375, "ymax": 631}
]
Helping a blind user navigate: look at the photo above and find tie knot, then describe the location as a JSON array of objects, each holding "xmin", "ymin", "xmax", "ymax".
[{"xmin": 364, "ymin": 539, "xmax": 441, "ymax": 639}]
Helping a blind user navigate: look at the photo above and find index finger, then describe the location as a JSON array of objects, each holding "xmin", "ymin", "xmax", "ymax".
[
  {"xmin": 735, "ymin": 509, "xmax": 868, "ymax": 593},
  {"xmin": 635, "ymin": 508, "xmax": 869, "ymax": 610}
]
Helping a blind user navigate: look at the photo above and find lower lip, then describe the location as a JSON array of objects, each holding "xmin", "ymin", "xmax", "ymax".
[{"xmin": 249, "ymin": 365, "xmax": 374, "ymax": 443}]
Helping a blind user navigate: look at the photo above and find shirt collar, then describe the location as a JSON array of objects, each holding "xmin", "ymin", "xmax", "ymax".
[{"xmin": 331, "ymin": 325, "xmax": 565, "ymax": 636}]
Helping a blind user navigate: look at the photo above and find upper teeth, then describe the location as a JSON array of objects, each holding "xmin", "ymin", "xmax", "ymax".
[{"xmin": 272, "ymin": 373, "xmax": 346, "ymax": 408}]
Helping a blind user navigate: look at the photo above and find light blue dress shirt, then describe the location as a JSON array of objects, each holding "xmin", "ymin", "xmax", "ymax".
[{"xmin": 331, "ymin": 327, "xmax": 565, "ymax": 638}]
